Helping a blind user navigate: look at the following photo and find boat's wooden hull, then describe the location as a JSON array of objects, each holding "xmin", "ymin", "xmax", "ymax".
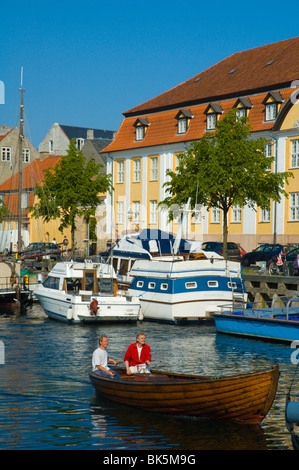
[{"xmin": 89, "ymin": 365, "xmax": 279, "ymax": 424}]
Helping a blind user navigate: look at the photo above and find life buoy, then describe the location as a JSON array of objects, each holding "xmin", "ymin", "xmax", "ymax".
[{"xmin": 89, "ymin": 298, "xmax": 98, "ymax": 315}]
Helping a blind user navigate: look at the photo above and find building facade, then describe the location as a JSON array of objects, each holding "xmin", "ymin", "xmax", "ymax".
[
  {"xmin": 38, "ymin": 123, "xmax": 115, "ymax": 158},
  {"xmin": 102, "ymin": 36, "xmax": 299, "ymax": 252},
  {"xmin": 0, "ymin": 125, "xmax": 40, "ymax": 185}
]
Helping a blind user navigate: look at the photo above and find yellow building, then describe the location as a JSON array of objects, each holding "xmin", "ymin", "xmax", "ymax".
[{"xmin": 102, "ymin": 37, "xmax": 299, "ymax": 252}]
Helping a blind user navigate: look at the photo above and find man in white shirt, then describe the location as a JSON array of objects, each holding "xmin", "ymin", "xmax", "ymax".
[{"xmin": 92, "ymin": 335, "xmax": 120, "ymax": 379}]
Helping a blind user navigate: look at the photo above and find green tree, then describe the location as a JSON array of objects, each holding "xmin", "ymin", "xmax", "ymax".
[
  {"xmin": 161, "ymin": 109, "xmax": 293, "ymax": 259},
  {"xmin": 0, "ymin": 200, "xmax": 10, "ymax": 223},
  {"xmin": 29, "ymin": 139, "xmax": 112, "ymax": 248}
]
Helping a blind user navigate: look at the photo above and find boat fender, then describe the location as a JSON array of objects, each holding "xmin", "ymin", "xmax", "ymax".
[
  {"xmin": 286, "ymin": 401, "xmax": 299, "ymax": 425},
  {"xmin": 89, "ymin": 298, "xmax": 98, "ymax": 316},
  {"xmin": 138, "ymin": 308, "xmax": 144, "ymax": 321},
  {"xmin": 67, "ymin": 307, "xmax": 73, "ymax": 320}
]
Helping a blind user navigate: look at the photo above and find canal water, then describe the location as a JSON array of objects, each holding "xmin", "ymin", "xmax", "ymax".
[{"xmin": 0, "ymin": 302, "xmax": 298, "ymax": 451}]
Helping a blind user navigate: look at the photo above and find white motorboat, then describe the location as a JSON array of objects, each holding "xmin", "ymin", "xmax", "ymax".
[
  {"xmin": 128, "ymin": 254, "xmax": 247, "ymax": 323},
  {"xmin": 34, "ymin": 260, "xmax": 141, "ymax": 324}
]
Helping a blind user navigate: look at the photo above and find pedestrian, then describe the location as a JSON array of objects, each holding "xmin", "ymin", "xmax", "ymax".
[
  {"xmin": 62, "ymin": 236, "xmax": 69, "ymax": 251},
  {"xmin": 293, "ymin": 254, "xmax": 299, "ymax": 275}
]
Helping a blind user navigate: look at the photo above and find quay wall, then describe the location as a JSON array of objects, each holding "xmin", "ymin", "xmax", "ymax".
[{"xmin": 244, "ymin": 274, "xmax": 299, "ymax": 304}]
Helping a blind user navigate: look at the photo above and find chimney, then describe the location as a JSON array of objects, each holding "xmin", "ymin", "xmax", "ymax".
[{"xmin": 87, "ymin": 129, "xmax": 94, "ymax": 140}]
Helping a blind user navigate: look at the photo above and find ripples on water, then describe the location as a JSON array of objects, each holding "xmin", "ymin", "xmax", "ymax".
[{"xmin": 0, "ymin": 302, "xmax": 298, "ymax": 450}]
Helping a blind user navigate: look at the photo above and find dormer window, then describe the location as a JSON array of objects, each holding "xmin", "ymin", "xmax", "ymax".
[
  {"xmin": 76, "ymin": 138, "xmax": 85, "ymax": 150},
  {"xmin": 134, "ymin": 118, "xmax": 149, "ymax": 141},
  {"xmin": 263, "ymin": 92, "xmax": 284, "ymax": 122},
  {"xmin": 265, "ymin": 103, "xmax": 276, "ymax": 121},
  {"xmin": 175, "ymin": 109, "xmax": 193, "ymax": 135},
  {"xmin": 204, "ymin": 103, "xmax": 223, "ymax": 130},
  {"xmin": 233, "ymin": 98, "xmax": 253, "ymax": 119}
]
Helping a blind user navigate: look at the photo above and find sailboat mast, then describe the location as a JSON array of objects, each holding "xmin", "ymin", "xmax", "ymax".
[{"xmin": 18, "ymin": 67, "xmax": 24, "ymax": 255}]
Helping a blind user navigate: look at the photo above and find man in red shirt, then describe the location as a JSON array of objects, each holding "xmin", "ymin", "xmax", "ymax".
[{"xmin": 124, "ymin": 332, "xmax": 151, "ymax": 375}]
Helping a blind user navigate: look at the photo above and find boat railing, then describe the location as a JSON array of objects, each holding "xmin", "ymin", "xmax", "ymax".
[
  {"xmin": 220, "ymin": 295, "xmax": 299, "ymax": 320},
  {"xmin": 0, "ymin": 275, "xmax": 29, "ymax": 292}
]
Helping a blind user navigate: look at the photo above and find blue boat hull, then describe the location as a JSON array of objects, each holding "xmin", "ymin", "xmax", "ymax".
[{"xmin": 213, "ymin": 313, "xmax": 299, "ymax": 343}]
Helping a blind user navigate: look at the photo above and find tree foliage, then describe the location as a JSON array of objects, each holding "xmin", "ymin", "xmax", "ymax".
[
  {"xmin": 29, "ymin": 140, "xmax": 112, "ymax": 248},
  {"xmin": 0, "ymin": 200, "xmax": 10, "ymax": 223},
  {"xmin": 161, "ymin": 109, "xmax": 293, "ymax": 258}
]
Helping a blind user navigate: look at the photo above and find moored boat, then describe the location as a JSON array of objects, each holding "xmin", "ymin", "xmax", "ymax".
[
  {"xmin": 89, "ymin": 364, "xmax": 279, "ymax": 424},
  {"xmin": 213, "ymin": 295, "xmax": 299, "ymax": 343},
  {"xmin": 100, "ymin": 228, "xmax": 203, "ymax": 289},
  {"xmin": 0, "ymin": 261, "xmax": 32, "ymax": 310},
  {"xmin": 128, "ymin": 254, "xmax": 247, "ymax": 323},
  {"xmin": 34, "ymin": 260, "xmax": 141, "ymax": 323},
  {"xmin": 286, "ymin": 393, "xmax": 299, "ymax": 450}
]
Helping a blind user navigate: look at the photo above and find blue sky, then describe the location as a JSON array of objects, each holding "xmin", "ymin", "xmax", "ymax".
[{"xmin": 1, "ymin": 0, "xmax": 298, "ymax": 148}]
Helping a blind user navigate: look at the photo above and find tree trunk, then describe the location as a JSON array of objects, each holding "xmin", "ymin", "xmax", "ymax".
[{"xmin": 222, "ymin": 208, "xmax": 228, "ymax": 259}]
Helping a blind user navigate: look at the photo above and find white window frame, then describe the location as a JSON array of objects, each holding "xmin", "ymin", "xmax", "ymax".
[
  {"xmin": 291, "ymin": 140, "xmax": 299, "ymax": 168},
  {"xmin": 136, "ymin": 126, "xmax": 145, "ymax": 141},
  {"xmin": 211, "ymin": 207, "xmax": 220, "ymax": 223},
  {"xmin": 133, "ymin": 201, "xmax": 140, "ymax": 224},
  {"xmin": 76, "ymin": 138, "xmax": 85, "ymax": 150},
  {"xmin": 232, "ymin": 205, "xmax": 241, "ymax": 223},
  {"xmin": 208, "ymin": 281, "xmax": 219, "ymax": 287},
  {"xmin": 178, "ymin": 118, "xmax": 187, "ymax": 134},
  {"xmin": 236, "ymin": 108, "xmax": 246, "ymax": 119},
  {"xmin": 265, "ymin": 143, "xmax": 272, "ymax": 158},
  {"xmin": 117, "ymin": 161, "xmax": 124, "ymax": 183},
  {"xmin": 133, "ymin": 159, "xmax": 141, "ymax": 182},
  {"xmin": 265, "ymin": 103, "xmax": 276, "ymax": 121},
  {"xmin": 290, "ymin": 193, "xmax": 299, "ymax": 221},
  {"xmin": 151, "ymin": 157, "xmax": 158, "ymax": 181},
  {"xmin": 150, "ymin": 200, "xmax": 158, "ymax": 224},
  {"xmin": 49, "ymin": 140, "xmax": 53, "ymax": 152},
  {"xmin": 1, "ymin": 147, "xmax": 11, "ymax": 161},
  {"xmin": 21, "ymin": 192, "xmax": 28, "ymax": 210},
  {"xmin": 117, "ymin": 201, "xmax": 124, "ymax": 224},
  {"xmin": 22, "ymin": 148, "xmax": 30, "ymax": 163},
  {"xmin": 185, "ymin": 282, "xmax": 197, "ymax": 289},
  {"xmin": 192, "ymin": 205, "xmax": 201, "ymax": 224},
  {"xmin": 260, "ymin": 208, "xmax": 271, "ymax": 222},
  {"xmin": 206, "ymin": 114, "xmax": 216, "ymax": 130}
]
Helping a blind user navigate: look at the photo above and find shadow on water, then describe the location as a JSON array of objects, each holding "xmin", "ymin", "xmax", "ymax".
[{"xmin": 0, "ymin": 306, "xmax": 297, "ymax": 449}]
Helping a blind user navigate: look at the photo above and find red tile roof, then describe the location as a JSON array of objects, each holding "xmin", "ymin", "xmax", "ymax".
[
  {"xmin": 0, "ymin": 156, "xmax": 61, "ymax": 216},
  {"xmin": 102, "ymin": 37, "xmax": 299, "ymax": 154},
  {"xmin": 124, "ymin": 36, "xmax": 299, "ymax": 116},
  {"xmin": 0, "ymin": 155, "xmax": 61, "ymax": 191}
]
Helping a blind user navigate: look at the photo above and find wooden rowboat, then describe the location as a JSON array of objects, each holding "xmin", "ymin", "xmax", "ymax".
[{"xmin": 89, "ymin": 364, "xmax": 279, "ymax": 424}]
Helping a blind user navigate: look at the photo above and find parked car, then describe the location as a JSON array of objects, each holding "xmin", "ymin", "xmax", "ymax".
[
  {"xmin": 242, "ymin": 244, "xmax": 284, "ymax": 267},
  {"xmin": 201, "ymin": 241, "xmax": 241, "ymax": 261},
  {"xmin": 237, "ymin": 244, "xmax": 246, "ymax": 257},
  {"xmin": 22, "ymin": 242, "xmax": 61, "ymax": 261}
]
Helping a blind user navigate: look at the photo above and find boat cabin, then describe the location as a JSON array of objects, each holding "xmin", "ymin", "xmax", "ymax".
[{"xmin": 42, "ymin": 261, "xmax": 118, "ymax": 298}]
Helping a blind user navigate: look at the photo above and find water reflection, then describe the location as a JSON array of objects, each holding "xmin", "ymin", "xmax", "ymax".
[
  {"xmin": 0, "ymin": 305, "xmax": 297, "ymax": 449},
  {"xmin": 89, "ymin": 395, "xmax": 268, "ymax": 450}
]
